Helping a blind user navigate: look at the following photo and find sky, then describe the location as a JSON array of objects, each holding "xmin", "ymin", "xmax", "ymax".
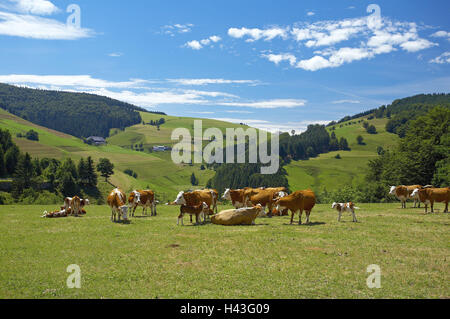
[{"xmin": 0, "ymin": 0, "xmax": 449, "ymax": 133}]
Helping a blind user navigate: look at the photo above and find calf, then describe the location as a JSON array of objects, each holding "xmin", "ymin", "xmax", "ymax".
[
  {"xmin": 177, "ymin": 202, "xmax": 209, "ymax": 225},
  {"xmin": 411, "ymin": 187, "xmax": 449, "ymax": 214},
  {"xmin": 332, "ymin": 202, "xmax": 359, "ymax": 222}
]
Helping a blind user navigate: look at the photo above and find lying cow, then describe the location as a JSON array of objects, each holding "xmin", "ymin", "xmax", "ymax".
[
  {"xmin": 211, "ymin": 205, "xmax": 263, "ymax": 226},
  {"xmin": 275, "ymin": 190, "xmax": 316, "ymax": 225},
  {"xmin": 128, "ymin": 190, "xmax": 157, "ymax": 217},
  {"xmin": 389, "ymin": 185, "xmax": 422, "ymax": 208},
  {"xmin": 107, "ymin": 188, "xmax": 129, "ymax": 222},
  {"xmin": 411, "ymin": 187, "xmax": 449, "ymax": 214},
  {"xmin": 332, "ymin": 202, "xmax": 359, "ymax": 222},
  {"xmin": 177, "ymin": 202, "xmax": 209, "ymax": 225}
]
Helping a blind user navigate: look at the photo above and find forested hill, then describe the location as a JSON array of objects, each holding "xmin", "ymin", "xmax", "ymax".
[
  {"xmin": 330, "ymin": 93, "xmax": 450, "ymax": 138},
  {"xmin": 0, "ymin": 84, "xmax": 165, "ymax": 138}
]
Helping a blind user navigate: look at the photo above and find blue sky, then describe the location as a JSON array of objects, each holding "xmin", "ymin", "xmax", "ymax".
[{"xmin": 0, "ymin": 0, "xmax": 449, "ymax": 132}]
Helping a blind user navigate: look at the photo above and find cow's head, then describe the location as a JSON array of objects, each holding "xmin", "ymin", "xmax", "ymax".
[
  {"xmin": 331, "ymin": 202, "xmax": 338, "ymax": 209},
  {"xmin": 130, "ymin": 191, "xmax": 141, "ymax": 206},
  {"xmin": 389, "ymin": 186, "xmax": 397, "ymax": 195},
  {"xmin": 222, "ymin": 189, "xmax": 231, "ymax": 201},
  {"xmin": 411, "ymin": 188, "xmax": 420, "ymax": 198},
  {"xmin": 119, "ymin": 205, "xmax": 129, "ymax": 220},
  {"xmin": 174, "ymin": 191, "xmax": 186, "ymax": 205},
  {"xmin": 201, "ymin": 202, "xmax": 209, "ymax": 212},
  {"xmin": 84, "ymin": 199, "xmax": 90, "ymax": 206}
]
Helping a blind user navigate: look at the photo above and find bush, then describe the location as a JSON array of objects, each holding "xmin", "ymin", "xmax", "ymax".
[
  {"xmin": 124, "ymin": 169, "xmax": 138, "ymax": 178},
  {"xmin": 25, "ymin": 130, "xmax": 39, "ymax": 141},
  {"xmin": 366, "ymin": 125, "xmax": 377, "ymax": 134},
  {"xmin": 335, "ymin": 154, "xmax": 342, "ymax": 159}
]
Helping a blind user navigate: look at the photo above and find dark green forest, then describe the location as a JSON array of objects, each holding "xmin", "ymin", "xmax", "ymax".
[{"xmin": 0, "ymin": 83, "xmax": 165, "ymax": 138}]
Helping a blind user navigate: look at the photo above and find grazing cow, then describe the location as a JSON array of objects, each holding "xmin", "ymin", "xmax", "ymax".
[
  {"xmin": 107, "ymin": 188, "xmax": 129, "ymax": 222},
  {"xmin": 275, "ymin": 190, "xmax": 316, "ymax": 225},
  {"xmin": 332, "ymin": 202, "xmax": 359, "ymax": 222},
  {"xmin": 411, "ymin": 187, "xmax": 449, "ymax": 214},
  {"xmin": 177, "ymin": 202, "xmax": 209, "ymax": 225},
  {"xmin": 128, "ymin": 190, "xmax": 157, "ymax": 217},
  {"xmin": 222, "ymin": 189, "xmax": 246, "ymax": 208},
  {"xmin": 389, "ymin": 185, "xmax": 422, "ymax": 208},
  {"xmin": 173, "ymin": 189, "xmax": 217, "ymax": 214}
]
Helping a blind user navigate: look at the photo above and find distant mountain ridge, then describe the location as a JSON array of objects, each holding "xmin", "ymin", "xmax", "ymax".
[{"xmin": 0, "ymin": 83, "xmax": 166, "ymax": 139}]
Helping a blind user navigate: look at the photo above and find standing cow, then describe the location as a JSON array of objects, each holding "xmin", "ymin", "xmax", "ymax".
[
  {"xmin": 411, "ymin": 187, "xmax": 449, "ymax": 214},
  {"xmin": 173, "ymin": 189, "xmax": 217, "ymax": 222},
  {"xmin": 222, "ymin": 189, "xmax": 246, "ymax": 209},
  {"xmin": 128, "ymin": 190, "xmax": 157, "ymax": 217},
  {"xmin": 107, "ymin": 188, "xmax": 129, "ymax": 222},
  {"xmin": 389, "ymin": 185, "xmax": 422, "ymax": 208},
  {"xmin": 275, "ymin": 190, "xmax": 316, "ymax": 225}
]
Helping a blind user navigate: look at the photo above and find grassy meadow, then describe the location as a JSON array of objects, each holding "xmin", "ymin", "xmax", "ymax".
[
  {"xmin": 0, "ymin": 203, "xmax": 448, "ymax": 299},
  {"xmin": 285, "ymin": 117, "xmax": 400, "ymax": 191}
]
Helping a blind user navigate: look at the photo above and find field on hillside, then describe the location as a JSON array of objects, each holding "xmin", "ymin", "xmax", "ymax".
[
  {"xmin": 286, "ymin": 117, "xmax": 400, "ymax": 192},
  {"xmin": 0, "ymin": 109, "xmax": 217, "ymax": 201},
  {"xmin": 0, "ymin": 203, "xmax": 448, "ymax": 299},
  {"xmin": 108, "ymin": 111, "xmax": 248, "ymax": 148}
]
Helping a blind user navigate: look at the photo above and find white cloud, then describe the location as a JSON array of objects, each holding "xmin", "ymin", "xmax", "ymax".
[
  {"xmin": 430, "ymin": 52, "xmax": 450, "ymax": 64},
  {"xmin": 0, "ymin": 11, "xmax": 94, "ymax": 39},
  {"xmin": 161, "ymin": 23, "xmax": 193, "ymax": 36},
  {"xmin": 231, "ymin": 10, "xmax": 437, "ymax": 71},
  {"xmin": 262, "ymin": 53, "xmax": 296, "ymax": 66},
  {"xmin": 224, "ymin": 110, "xmax": 254, "ymax": 114},
  {"xmin": 400, "ymin": 38, "xmax": 437, "ymax": 52},
  {"xmin": 431, "ymin": 30, "xmax": 450, "ymax": 38},
  {"xmin": 108, "ymin": 52, "xmax": 123, "ymax": 57},
  {"xmin": 307, "ymin": 11, "xmax": 315, "ymax": 16},
  {"xmin": 219, "ymin": 99, "xmax": 307, "ymax": 109},
  {"xmin": 332, "ymin": 100, "xmax": 361, "ymax": 104},
  {"xmin": 185, "ymin": 40, "xmax": 202, "ymax": 50},
  {"xmin": 167, "ymin": 78, "xmax": 259, "ymax": 86},
  {"xmin": 184, "ymin": 35, "xmax": 222, "ymax": 50},
  {"xmin": 0, "ymin": 74, "xmax": 148, "ymax": 88},
  {"xmin": 212, "ymin": 118, "xmax": 331, "ymax": 133},
  {"xmin": 10, "ymin": 0, "xmax": 59, "ymax": 15},
  {"xmin": 228, "ymin": 26, "xmax": 288, "ymax": 42}
]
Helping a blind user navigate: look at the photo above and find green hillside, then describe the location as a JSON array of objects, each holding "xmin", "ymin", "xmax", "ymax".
[
  {"xmin": 285, "ymin": 117, "xmax": 400, "ymax": 192},
  {"xmin": 108, "ymin": 111, "xmax": 247, "ymax": 149},
  {"xmin": 0, "ymin": 108, "xmax": 218, "ymax": 201}
]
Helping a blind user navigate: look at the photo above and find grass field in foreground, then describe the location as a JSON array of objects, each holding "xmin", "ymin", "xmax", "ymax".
[{"xmin": 0, "ymin": 203, "xmax": 448, "ymax": 299}]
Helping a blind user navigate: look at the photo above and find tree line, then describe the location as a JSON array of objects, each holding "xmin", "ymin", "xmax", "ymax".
[{"xmin": 0, "ymin": 83, "xmax": 162, "ymax": 138}]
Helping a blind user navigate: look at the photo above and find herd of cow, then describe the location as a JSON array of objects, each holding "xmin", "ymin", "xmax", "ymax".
[{"xmin": 42, "ymin": 183, "xmax": 449, "ymax": 224}]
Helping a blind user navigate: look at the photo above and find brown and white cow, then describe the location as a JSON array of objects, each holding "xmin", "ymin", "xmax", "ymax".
[
  {"xmin": 222, "ymin": 189, "xmax": 246, "ymax": 208},
  {"xmin": 177, "ymin": 202, "xmax": 209, "ymax": 226},
  {"xmin": 64, "ymin": 197, "xmax": 90, "ymax": 214},
  {"xmin": 275, "ymin": 190, "xmax": 316, "ymax": 225},
  {"xmin": 70, "ymin": 196, "xmax": 82, "ymax": 217},
  {"xmin": 107, "ymin": 188, "xmax": 129, "ymax": 222},
  {"xmin": 128, "ymin": 190, "xmax": 157, "ymax": 217},
  {"xmin": 244, "ymin": 187, "xmax": 288, "ymax": 216},
  {"xmin": 173, "ymin": 189, "xmax": 217, "ymax": 222},
  {"xmin": 411, "ymin": 187, "xmax": 449, "ymax": 214},
  {"xmin": 389, "ymin": 185, "xmax": 422, "ymax": 208},
  {"xmin": 332, "ymin": 202, "xmax": 359, "ymax": 222}
]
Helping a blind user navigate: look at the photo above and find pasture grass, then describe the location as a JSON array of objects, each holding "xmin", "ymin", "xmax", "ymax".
[{"xmin": 0, "ymin": 203, "xmax": 448, "ymax": 299}]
